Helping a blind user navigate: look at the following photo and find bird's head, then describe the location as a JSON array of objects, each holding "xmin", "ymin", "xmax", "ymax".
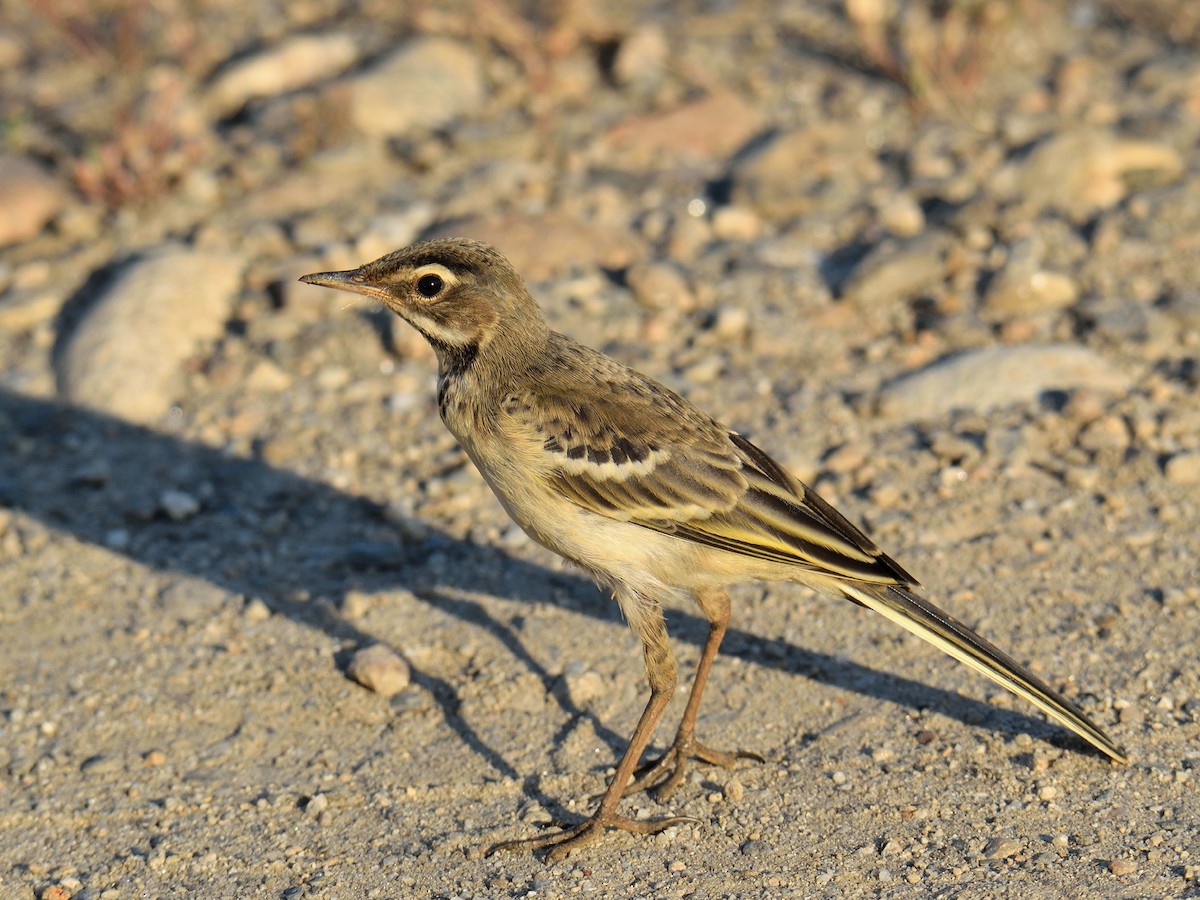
[{"xmin": 300, "ymin": 238, "xmax": 546, "ymax": 367}]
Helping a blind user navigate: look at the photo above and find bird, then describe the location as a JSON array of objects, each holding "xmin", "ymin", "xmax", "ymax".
[{"xmin": 300, "ymin": 238, "xmax": 1128, "ymax": 861}]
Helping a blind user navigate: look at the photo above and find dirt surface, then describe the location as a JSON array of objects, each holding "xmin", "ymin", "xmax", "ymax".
[{"xmin": 2, "ymin": 2, "xmax": 1199, "ymax": 897}]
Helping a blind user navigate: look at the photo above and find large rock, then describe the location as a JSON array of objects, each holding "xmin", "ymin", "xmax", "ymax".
[
  {"xmin": 878, "ymin": 344, "xmax": 1131, "ymax": 420},
  {"xmin": 207, "ymin": 33, "xmax": 360, "ymax": 115},
  {"xmin": 347, "ymin": 38, "xmax": 485, "ymax": 137},
  {"xmin": 57, "ymin": 246, "xmax": 243, "ymax": 424}
]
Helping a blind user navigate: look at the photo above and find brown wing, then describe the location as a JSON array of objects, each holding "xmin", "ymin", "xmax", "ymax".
[{"xmin": 503, "ymin": 337, "xmax": 914, "ymax": 586}]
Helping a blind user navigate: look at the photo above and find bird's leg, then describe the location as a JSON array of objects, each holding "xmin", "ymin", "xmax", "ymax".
[
  {"xmin": 626, "ymin": 588, "xmax": 762, "ymax": 799},
  {"xmin": 483, "ymin": 597, "xmax": 695, "ymax": 861}
]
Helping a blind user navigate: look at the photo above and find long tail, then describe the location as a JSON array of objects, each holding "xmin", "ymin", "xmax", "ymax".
[{"xmin": 840, "ymin": 582, "xmax": 1128, "ymax": 764}]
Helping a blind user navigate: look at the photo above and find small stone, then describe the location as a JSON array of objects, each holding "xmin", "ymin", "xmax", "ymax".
[
  {"xmin": 731, "ymin": 124, "xmax": 878, "ymax": 221},
  {"xmin": 1077, "ymin": 414, "xmax": 1129, "ymax": 452},
  {"xmin": 144, "ymin": 749, "xmax": 167, "ymax": 766},
  {"xmin": 0, "ymin": 156, "xmax": 66, "ymax": 246},
  {"xmin": 159, "ymin": 489, "xmax": 201, "ymax": 522},
  {"xmin": 81, "ymin": 754, "xmax": 122, "ymax": 774},
  {"xmin": 1109, "ymin": 858, "xmax": 1137, "ymax": 876},
  {"xmin": 1038, "ymin": 784, "xmax": 1058, "ymax": 801},
  {"xmin": 242, "ymin": 597, "xmax": 272, "ymax": 622},
  {"xmin": 346, "ymin": 644, "xmax": 411, "ymax": 698},
  {"xmin": 711, "ymin": 205, "xmax": 762, "ymax": 241},
  {"xmin": 207, "ymin": 33, "xmax": 359, "ymax": 115},
  {"xmin": 159, "ymin": 578, "xmax": 231, "ymax": 623},
  {"xmin": 724, "ymin": 778, "xmax": 745, "ymax": 803},
  {"xmin": 347, "ymin": 38, "xmax": 485, "ymax": 137},
  {"xmin": 878, "ymin": 193, "xmax": 925, "ymax": 237},
  {"xmin": 984, "ymin": 254, "xmax": 1079, "ymax": 318},
  {"xmin": 603, "ymin": 91, "xmax": 765, "ymax": 168},
  {"xmin": 303, "ymin": 792, "xmax": 328, "ymax": 817},
  {"xmin": 1164, "ymin": 452, "xmax": 1200, "ymax": 485},
  {"xmin": 871, "ymin": 746, "xmax": 896, "ymax": 764},
  {"xmin": 626, "ymin": 261, "xmax": 693, "ymax": 311},
  {"xmin": 341, "ymin": 589, "xmax": 372, "ymax": 620},
  {"xmin": 831, "ymin": 770, "xmax": 847, "ymax": 785},
  {"xmin": 842, "ymin": 234, "xmax": 947, "ymax": 309},
  {"xmin": 40, "ymin": 887, "xmax": 71, "ymax": 900},
  {"xmin": 668, "ymin": 859, "xmax": 686, "ymax": 872},
  {"xmin": 554, "ymin": 665, "xmax": 607, "ymax": 707},
  {"xmin": 1117, "ymin": 704, "xmax": 1144, "ymax": 725},
  {"xmin": 613, "ymin": 24, "xmax": 668, "ymax": 88},
  {"xmin": 983, "ymin": 836, "xmax": 1023, "ymax": 859}
]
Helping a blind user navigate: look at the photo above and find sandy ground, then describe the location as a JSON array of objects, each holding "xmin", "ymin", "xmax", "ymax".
[{"xmin": 2, "ymin": 2, "xmax": 1199, "ymax": 897}]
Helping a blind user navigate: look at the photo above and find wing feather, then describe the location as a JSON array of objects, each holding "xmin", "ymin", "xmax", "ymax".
[{"xmin": 501, "ymin": 347, "xmax": 907, "ymax": 586}]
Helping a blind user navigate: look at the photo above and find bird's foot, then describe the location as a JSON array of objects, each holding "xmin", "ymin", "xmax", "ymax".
[
  {"xmin": 479, "ymin": 811, "xmax": 696, "ymax": 862},
  {"xmin": 623, "ymin": 736, "xmax": 764, "ymax": 800}
]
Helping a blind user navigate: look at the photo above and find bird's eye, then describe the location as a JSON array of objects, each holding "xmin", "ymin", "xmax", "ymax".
[{"xmin": 416, "ymin": 274, "xmax": 444, "ymax": 298}]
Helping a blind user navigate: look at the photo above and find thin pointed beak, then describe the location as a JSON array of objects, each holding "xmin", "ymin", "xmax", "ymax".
[
  {"xmin": 298, "ymin": 267, "xmax": 393, "ymax": 304},
  {"xmin": 299, "ymin": 269, "xmax": 364, "ymax": 289}
]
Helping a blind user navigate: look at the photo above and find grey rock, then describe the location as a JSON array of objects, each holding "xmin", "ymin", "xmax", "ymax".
[
  {"xmin": 207, "ymin": 33, "xmax": 360, "ymax": 115},
  {"xmin": 842, "ymin": 234, "xmax": 948, "ymax": 308},
  {"xmin": 879, "ymin": 345, "xmax": 1132, "ymax": 420},
  {"xmin": 160, "ymin": 578, "xmax": 232, "ymax": 623},
  {"xmin": 56, "ymin": 245, "xmax": 243, "ymax": 424},
  {"xmin": 1011, "ymin": 129, "xmax": 1183, "ymax": 221}
]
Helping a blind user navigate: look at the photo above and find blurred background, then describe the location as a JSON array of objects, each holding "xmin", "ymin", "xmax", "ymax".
[{"xmin": 2, "ymin": 0, "xmax": 1198, "ymax": 433}]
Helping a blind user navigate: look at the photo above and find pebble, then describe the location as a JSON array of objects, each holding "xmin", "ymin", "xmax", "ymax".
[
  {"xmin": 612, "ymin": 23, "xmax": 669, "ymax": 88},
  {"xmin": 984, "ymin": 243, "xmax": 1079, "ymax": 318},
  {"xmin": 80, "ymin": 753, "xmax": 123, "ymax": 775},
  {"xmin": 983, "ymin": 836, "xmax": 1023, "ymax": 859},
  {"xmin": 1109, "ymin": 858, "xmax": 1137, "ymax": 876},
  {"xmin": 242, "ymin": 597, "xmax": 272, "ymax": 622},
  {"xmin": 207, "ymin": 33, "xmax": 359, "ymax": 115},
  {"xmin": 346, "ymin": 644, "xmax": 411, "ymax": 698},
  {"xmin": 160, "ymin": 578, "xmax": 232, "ymax": 624},
  {"xmin": 347, "ymin": 38, "xmax": 485, "ymax": 137},
  {"xmin": 304, "ymin": 792, "xmax": 329, "ymax": 818},
  {"xmin": 602, "ymin": 90, "xmax": 765, "ymax": 167},
  {"xmin": 626, "ymin": 261, "xmax": 694, "ymax": 311},
  {"xmin": 1014, "ymin": 129, "xmax": 1183, "ymax": 221},
  {"xmin": 554, "ymin": 664, "xmax": 607, "ymax": 707},
  {"xmin": 710, "ymin": 205, "xmax": 763, "ymax": 241},
  {"xmin": 842, "ymin": 234, "xmax": 947, "ymax": 308},
  {"xmin": 878, "ymin": 193, "xmax": 925, "ymax": 237},
  {"xmin": 56, "ymin": 245, "xmax": 244, "ymax": 424},
  {"xmin": 878, "ymin": 345, "xmax": 1132, "ymax": 420},
  {"xmin": 159, "ymin": 489, "xmax": 201, "ymax": 522},
  {"xmin": 0, "ymin": 155, "xmax": 66, "ymax": 246},
  {"xmin": 730, "ymin": 124, "xmax": 878, "ymax": 221},
  {"xmin": 1164, "ymin": 451, "xmax": 1200, "ymax": 485}
]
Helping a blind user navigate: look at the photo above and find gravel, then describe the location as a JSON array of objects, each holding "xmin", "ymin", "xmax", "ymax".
[{"xmin": 1, "ymin": 2, "xmax": 1198, "ymax": 898}]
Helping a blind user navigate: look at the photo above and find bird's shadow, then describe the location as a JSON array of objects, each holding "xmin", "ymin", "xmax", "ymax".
[{"xmin": 0, "ymin": 388, "xmax": 1101, "ymax": 806}]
